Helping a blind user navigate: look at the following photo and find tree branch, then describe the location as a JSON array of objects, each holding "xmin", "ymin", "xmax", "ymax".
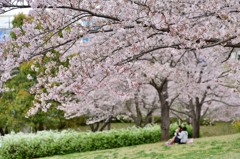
[
  {"xmin": 170, "ymin": 107, "xmax": 190, "ymax": 117},
  {"xmin": 1, "ymin": 4, "xmax": 120, "ymax": 21},
  {"xmin": 205, "ymin": 99, "xmax": 240, "ymax": 107}
]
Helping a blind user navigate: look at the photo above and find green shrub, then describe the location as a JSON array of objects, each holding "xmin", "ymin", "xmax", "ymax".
[
  {"xmin": 0, "ymin": 124, "xmax": 193, "ymax": 159},
  {"xmin": 153, "ymin": 116, "xmax": 161, "ymax": 123},
  {"xmin": 232, "ymin": 120, "xmax": 240, "ymax": 132},
  {"xmin": 0, "ymin": 125, "xmax": 160, "ymax": 159},
  {"xmin": 170, "ymin": 117, "xmax": 178, "ymax": 123},
  {"xmin": 170, "ymin": 122, "xmax": 193, "ymax": 138}
]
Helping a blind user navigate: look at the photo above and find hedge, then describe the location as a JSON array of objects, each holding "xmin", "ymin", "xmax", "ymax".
[
  {"xmin": 0, "ymin": 124, "xmax": 192, "ymax": 159},
  {"xmin": 0, "ymin": 125, "xmax": 159, "ymax": 159}
]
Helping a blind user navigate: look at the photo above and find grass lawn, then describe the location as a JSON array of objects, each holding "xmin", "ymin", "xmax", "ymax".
[
  {"xmin": 201, "ymin": 122, "xmax": 238, "ymax": 137},
  {"xmin": 41, "ymin": 133, "xmax": 240, "ymax": 159},
  {"xmin": 76, "ymin": 123, "xmax": 135, "ymax": 132},
  {"xmin": 77, "ymin": 122, "xmax": 237, "ymax": 137}
]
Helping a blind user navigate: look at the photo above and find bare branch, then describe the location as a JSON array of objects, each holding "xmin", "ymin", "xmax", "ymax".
[
  {"xmin": 206, "ymin": 99, "xmax": 240, "ymax": 107},
  {"xmin": 170, "ymin": 107, "xmax": 190, "ymax": 117}
]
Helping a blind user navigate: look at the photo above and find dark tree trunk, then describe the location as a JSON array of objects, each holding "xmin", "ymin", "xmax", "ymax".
[
  {"xmin": 100, "ymin": 117, "xmax": 112, "ymax": 131},
  {"xmin": 190, "ymin": 97, "xmax": 204, "ymax": 138},
  {"xmin": 151, "ymin": 79, "xmax": 170, "ymax": 141},
  {"xmin": 4, "ymin": 127, "xmax": 9, "ymax": 134},
  {"xmin": 124, "ymin": 91, "xmax": 158, "ymax": 128},
  {"xmin": 134, "ymin": 91, "xmax": 143, "ymax": 127},
  {"xmin": 58, "ymin": 121, "xmax": 66, "ymax": 129},
  {"xmin": 161, "ymin": 103, "xmax": 170, "ymax": 141},
  {"xmin": 89, "ymin": 122, "xmax": 100, "ymax": 132},
  {"xmin": 38, "ymin": 122, "xmax": 44, "ymax": 131},
  {"xmin": 192, "ymin": 118, "xmax": 200, "ymax": 138},
  {"xmin": 0, "ymin": 127, "xmax": 5, "ymax": 136},
  {"xmin": 160, "ymin": 80, "xmax": 170, "ymax": 141},
  {"xmin": 173, "ymin": 92, "xmax": 207, "ymax": 138},
  {"xmin": 89, "ymin": 117, "xmax": 112, "ymax": 132},
  {"xmin": 125, "ymin": 92, "xmax": 143, "ymax": 128},
  {"xmin": 107, "ymin": 120, "xmax": 111, "ymax": 130}
]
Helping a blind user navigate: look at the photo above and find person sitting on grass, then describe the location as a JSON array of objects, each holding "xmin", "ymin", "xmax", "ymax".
[
  {"xmin": 167, "ymin": 126, "xmax": 182, "ymax": 145},
  {"xmin": 178, "ymin": 126, "xmax": 188, "ymax": 144}
]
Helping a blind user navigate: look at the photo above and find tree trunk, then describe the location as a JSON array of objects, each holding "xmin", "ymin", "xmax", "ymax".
[
  {"xmin": 107, "ymin": 120, "xmax": 111, "ymax": 130},
  {"xmin": 150, "ymin": 78, "xmax": 171, "ymax": 141},
  {"xmin": 159, "ymin": 79, "xmax": 170, "ymax": 141},
  {"xmin": 4, "ymin": 127, "xmax": 9, "ymax": 134},
  {"xmin": 190, "ymin": 97, "xmax": 202, "ymax": 138},
  {"xmin": 192, "ymin": 118, "xmax": 200, "ymax": 138},
  {"xmin": 38, "ymin": 122, "xmax": 44, "ymax": 131},
  {"xmin": 100, "ymin": 117, "xmax": 112, "ymax": 131},
  {"xmin": 161, "ymin": 103, "xmax": 170, "ymax": 141},
  {"xmin": 0, "ymin": 127, "xmax": 5, "ymax": 136},
  {"xmin": 134, "ymin": 91, "xmax": 143, "ymax": 127},
  {"xmin": 89, "ymin": 122, "xmax": 100, "ymax": 132}
]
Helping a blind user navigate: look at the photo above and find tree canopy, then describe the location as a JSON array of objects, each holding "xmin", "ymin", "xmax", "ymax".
[{"xmin": 1, "ymin": 0, "xmax": 240, "ymax": 139}]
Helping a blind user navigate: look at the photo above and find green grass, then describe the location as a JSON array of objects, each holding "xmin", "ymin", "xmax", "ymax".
[
  {"xmin": 201, "ymin": 122, "xmax": 238, "ymax": 137},
  {"xmin": 77, "ymin": 122, "xmax": 237, "ymax": 137},
  {"xmin": 77, "ymin": 123, "xmax": 135, "ymax": 132},
  {"xmin": 38, "ymin": 122, "xmax": 238, "ymax": 159},
  {"xmin": 41, "ymin": 133, "xmax": 240, "ymax": 159}
]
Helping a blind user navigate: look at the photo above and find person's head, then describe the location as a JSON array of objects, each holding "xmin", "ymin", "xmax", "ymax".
[
  {"xmin": 178, "ymin": 126, "xmax": 182, "ymax": 132},
  {"xmin": 182, "ymin": 127, "xmax": 187, "ymax": 131}
]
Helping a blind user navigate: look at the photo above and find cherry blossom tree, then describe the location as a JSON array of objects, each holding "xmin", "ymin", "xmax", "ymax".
[
  {"xmin": 28, "ymin": 60, "xmax": 135, "ymax": 131},
  {"xmin": 207, "ymin": 105, "xmax": 240, "ymax": 122},
  {"xmin": 1, "ymin": 0, "xmax": 240, "ymax": 140},
  {"xmin": 123, "ymin": 84, "xmax": 160, "ymax": 128},
  {"xmin": 170, "ymin": 46, "xmax": 240, "ymax": 137}
]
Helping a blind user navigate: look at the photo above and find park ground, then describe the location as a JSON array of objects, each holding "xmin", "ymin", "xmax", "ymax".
[
  {"xmin": 41, "ymin": 133, "xmax": 240, "ymax": 159},
  {"xmin": 41, "ymin": 122, "xmax": 240, "ymax": 159}
]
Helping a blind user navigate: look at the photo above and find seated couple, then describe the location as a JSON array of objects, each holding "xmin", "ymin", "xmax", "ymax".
[{"xmin": 166, "ymin": 126, "xmax": 188, "ymax": 145}]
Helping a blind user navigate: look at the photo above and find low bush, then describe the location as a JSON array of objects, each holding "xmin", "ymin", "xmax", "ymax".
[
  {"xmin": 0, "ymin": 125, "xmax": 160, "ymax": 159},
  {"xmin": 170, "ymin": 122, "xmax": 193, "ymax": 138},
  {"xmin": 232, "ymin": 120, "xmax": 240, "ymax": 132},
  {"xmin": 0, "ymin": 124, "xmax": 192, "ymax": 159},
  {"xmin": 153, "ymin": 116, "xmax": 161, "ymax": 123}
]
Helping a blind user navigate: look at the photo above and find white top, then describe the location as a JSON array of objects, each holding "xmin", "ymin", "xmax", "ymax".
[{"xmin": 178, "ymin": 131, "xmax": 188, "ymax": 143}]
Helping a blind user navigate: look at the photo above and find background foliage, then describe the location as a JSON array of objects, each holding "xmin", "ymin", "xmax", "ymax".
[{"xmin": 0, "ymin": 13, "xmax": 86, "ymax": 134}]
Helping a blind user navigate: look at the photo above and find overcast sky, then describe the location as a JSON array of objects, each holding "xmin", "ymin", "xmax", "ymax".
[
  {"xmin": 0, "ymin": 9, "xmax": 30, "ymax": 28},
  {"xmin": 3, "ymin": 8, "xmax": 31, "ymax": 16}
]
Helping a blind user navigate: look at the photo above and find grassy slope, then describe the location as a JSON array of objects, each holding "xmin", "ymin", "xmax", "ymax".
[
  {"xmin": 201, "ymin": 122, "xmax": 238, "ymax": 137},
  {"xmin": 73, "ymin": 122, "xmax": 237, "ymax": 137},
  {"xmin": 42, "ymin": 133, "xmax": 240, "ymax": 159},
  {"xmin": 70, "ymin": 122, "xmax": 238, "ymax": 137}
]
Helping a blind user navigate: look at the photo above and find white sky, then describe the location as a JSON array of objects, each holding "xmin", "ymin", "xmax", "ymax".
[
  {"xmin": 0, "ymin": 9, "xmax": 31, "ymax": 28},
  {"xmin": 3, "ymin": 8, "xmax": 31, "ymax": 16}
]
